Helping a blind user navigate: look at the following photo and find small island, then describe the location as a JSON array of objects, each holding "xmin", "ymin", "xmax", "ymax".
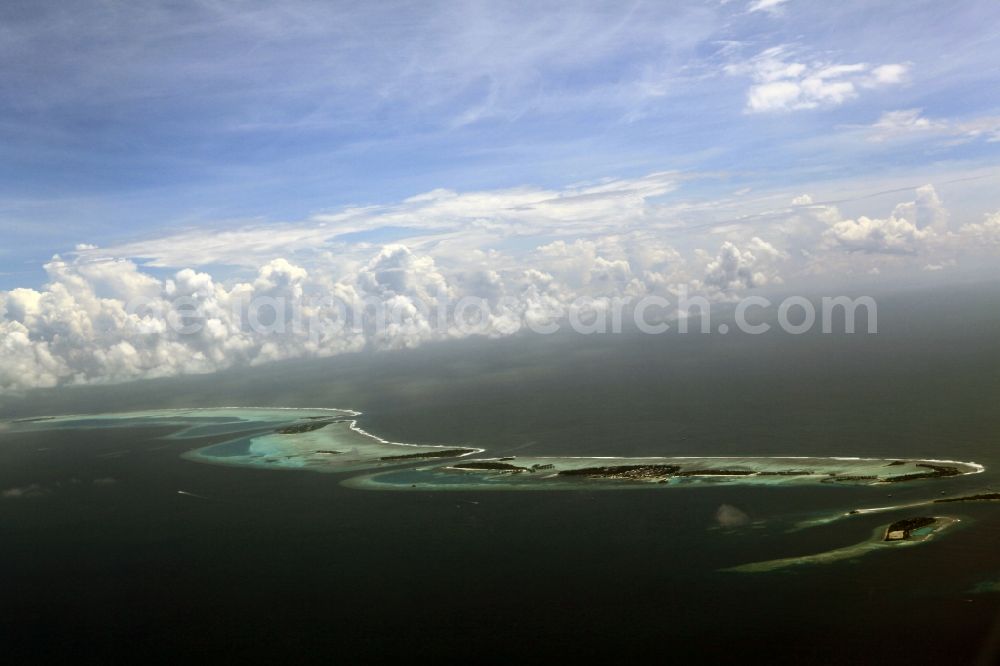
[
  {"xmin": 276, "ymin": 419, "xmax": 346, "ymax": 434},
  {"xmin": 884, "ymin": 516, "xmax": 937, "ymax": 541},
  {"xmin": 935, "ymin": 492, "xmax": 1000, "ymax": 503},
  {"xmin": 380, "ymin": 448, "xmax": 478, "ymax": 461},
  {"xmin": 558, "ymin": 464, "xmax": 682, "ymax": 480},
  {"xmin": 880, "ymin": 463, "xmax": 963, "ymax": 483},
  {"xmin": 726, "ymin": 515, "xmax": 959, "ymax": 573},
  {"xmin": 798, "ymin": 490, "xmax": 1000, "ymax": 531}
]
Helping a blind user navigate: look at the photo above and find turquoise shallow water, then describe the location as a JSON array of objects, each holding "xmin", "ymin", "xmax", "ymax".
[
  {"xmin": 16, "ymin": 410, "xmax": 983, "ymax": 493},
  {"xmin": 1, "ymin": 286, "xmax": 999, "ymax": 662}
]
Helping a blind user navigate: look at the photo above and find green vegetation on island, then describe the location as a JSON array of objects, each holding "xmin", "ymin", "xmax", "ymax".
[
  {"xmin": 451, "ymin": 461, "xmax": 531, "ymax": 472},
  {"xmin": 934, "ymin": 492, "xmax": 1000, "ymax": 503},
  {"xmin": 884, "ymin": 517, "xmax": 937, "ymax": 541},
  {"xmin": 881, "ymin": 463, "xmax": 962, "ymax": 483},
  {"xmin": 558, "ymin": 464, "xmax": 682, "ymax": 480},
  {"xmin": 276, "ymin": 420, "xmax": 342, "ymax": 434},
  {"xmin": 380, "ymin": 448, "xmax": 478, "ymax": 461}
]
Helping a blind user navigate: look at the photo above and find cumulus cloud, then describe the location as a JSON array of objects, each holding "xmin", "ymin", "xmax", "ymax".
[
  {"xmin": 0, "ymin": 256, "xmax": 345, "ymax": 393},
  {"xmin": 0, "ymin": 226, "xmax": 790, "ymax": 394},
  {"xmin": 728, "ymin": 46, "xmax": 908, "ymax": 113},
  {"xmin": 822, "ymin": 185, "xmax": 945, "ymax": 254},
  {"xmin": 823, "ymin": 213, "xmax": 929, "ymax": 254},
  {"xmin": 701, "ymin": 237, "xmax": 786, "ymax": 296},
  {"xmin": 0, "ymin": 239, "xmax": 641, "ymax": 392},
  {"xmin": 0, "ymin": 174, "xmax": 997, "ymax": 395},
  {"xmin": 960, "ymin": 210, "xmax": 1000, "ymax": 244}
]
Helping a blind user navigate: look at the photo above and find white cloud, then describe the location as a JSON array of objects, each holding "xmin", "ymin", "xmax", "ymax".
[
  {"xmin": 821, "ymin": 184, "xmax": 946, "ymax": 255},
  {"xmin": 823, "ymin": 206, "xmax": 932, "ymax": 255},
  {"xmin": 2, "ymin": 175, "xmax": 999, "ymax": 395},
  {"xmin": 870, "ymin": 64, "xmax": 908, "ymax": 85},
  {"xmin": 960, "ymin": 210, "xmax": 1000, "ymax": 244},
  {"xmin": 747, "ymin": 0, "xmax": 791, "ymax": 13},
  {"xmin": 84, "ymin": 172, "xmax": 681, "ymax": 270},
  {"xmin": 922, "ymin": 260, "xmax": 955, "ymax": 272},
  {"xmin": 865, "ymin": 109, "xmax": 942, "ymax": 141},
  {"xmin": 0, "ymin": 226, "xmax": 791, "ymax": 393},
  {"xmin": 701, "ymin": 237, "xmax": 786, "ymax": 296},
  {"xmin": 0, "ymin": 248, "xmax": 567, "ymax": 392},
  {"xmin": 729, "ymin": 46, "xmax": 908, "ymax": 113},
  {"xmin": 863, "ymin": 109, "xmax": 1000, "ymax": 143}
]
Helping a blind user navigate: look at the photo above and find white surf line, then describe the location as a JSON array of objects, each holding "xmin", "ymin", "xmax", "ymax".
[
  {"xmin": 792, "ymin": 492, "xmax": 995, "ymax": 531},
  {"xmin": 11, "ymin": 408, "xmax": 985, "ymax": 475},
  {"xmin": 177, "ymin": 490, "xmax": 211, "ymax": 500},
  {"xmin": 341, "ymin": 417, "xmax": 484, "ymax": 457},
  {"xmin": 12, "ymin": 406, "xmax": 484, "ymax": 458},
  {"xmin": 440, "ymin": 455, "xmax": 985, "ymax": 477},
  {"xmin": 197, "ymin": 408, "xmax": 486, "ymax": 457},
  {"xmin": 789, "ymin": 499, "xmax": 935, "ymax": 529},
  {"xmin": 848, "ymin": 500, "xmax": 935, "ymax": 515},
  {"xmin": 443, "ymin": 454, "xmax": 983, "ymax": 465},
  {"xmin": 5, "ymin": 405, "xmax": 360, "ymax": 426}
]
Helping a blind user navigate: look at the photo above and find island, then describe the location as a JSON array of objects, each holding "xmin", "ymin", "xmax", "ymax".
[
  {"xmin": 795, "ymin": 489, "xmax": 1000, "ymax": 531},
  {"xmin": 345, "ymin": 455, "xmax": 984, "ymax": 491},
  {"xmin": 5, "ymin": 408, "xmax": 484, "ymax": 474},
  {"xmin": 884, "ymin": 516, "xmax": 937, "ymax": 541},
  {"xmin": 725, "ymin": 515, "xmax": 959, "ymax": 573},
  {"xmin": 5, "ymin": 408, "xmax": 987, "ymax": 491},
  {"xmin": 935, "ymin": 492, "xmax": 1000, "ymax": 503}
]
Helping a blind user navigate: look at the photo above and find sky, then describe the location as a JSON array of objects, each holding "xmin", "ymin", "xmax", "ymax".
[{"xmin": 1, "ymin": 0, "xmax": 1000, "ymax": 393}]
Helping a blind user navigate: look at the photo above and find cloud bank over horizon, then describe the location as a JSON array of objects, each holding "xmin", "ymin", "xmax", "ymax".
[
  {"xmin": 2, "ymin": 172, "xmax": 998, "ymax": 395},
  {"xmin": 2, "ymin": 1, "xmax": 1000, "ymax": 395}
]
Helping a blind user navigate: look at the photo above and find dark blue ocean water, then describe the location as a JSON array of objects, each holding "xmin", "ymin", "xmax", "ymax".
[{"xmin": 1, "ymin": 287, "xmax": 999, "ymax": 663}]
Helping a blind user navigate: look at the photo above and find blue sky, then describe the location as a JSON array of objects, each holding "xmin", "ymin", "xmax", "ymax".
[
  {"xmin": 2, "ymin": 0, "xmax": 999, "ymax": 280},
  {"xmin": 2, "ymin": 1, "xmax": 1000, "ymax": 392}
]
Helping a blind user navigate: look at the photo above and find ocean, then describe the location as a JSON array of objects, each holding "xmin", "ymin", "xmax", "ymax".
[{"xmin": 2, "ymin": 285, "xmax": 999, "ymax": 663}]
